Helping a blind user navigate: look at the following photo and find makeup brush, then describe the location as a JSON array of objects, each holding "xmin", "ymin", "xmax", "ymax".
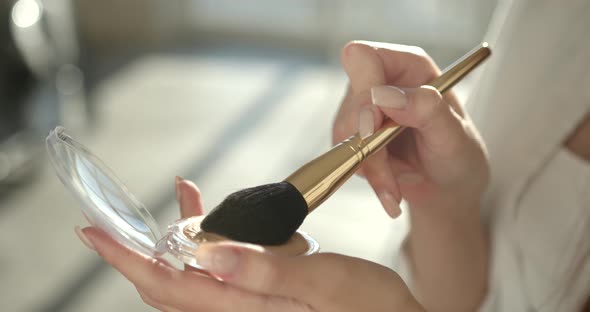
[{"xmin": 201, "ymin": 43, "xmax": 491, "ymax": 245}]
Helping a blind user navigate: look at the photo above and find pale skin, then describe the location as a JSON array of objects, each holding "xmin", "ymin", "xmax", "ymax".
[
  {"xmin": 75, "ymin": 41, "xmax": 590, "ymax": 311},
  {"xmin": 334, "ymin": 41, "xmax": 590, "ymax": 312},
  {"xmin": 334, "ymin": 41, "xmax": 490, "ymax": 312},
  {"xmin": 78, "ymin": 178, "xmax": 425, "ymax": 312}
]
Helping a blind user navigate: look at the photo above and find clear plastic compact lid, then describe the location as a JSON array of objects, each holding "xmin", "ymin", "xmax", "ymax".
[
  {"xmin": 46, "ymin": 127, "xmax": 319, "ymax": 269},
  {"xmin": 46, "ymin": 127, "xmax": 163, "ymax": 256}
]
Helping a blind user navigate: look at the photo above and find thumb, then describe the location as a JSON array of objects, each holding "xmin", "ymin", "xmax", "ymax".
[
  {"xmin": 371, "ymin": 85, "xmax": 466, "ymax": 157},
  {"xmin": 194, "ymin": 242, "xmax": 313, "ymax": 299},
  {"xmin": 195, "ymin": 243, "xmax": 420, "ymax": 311}
]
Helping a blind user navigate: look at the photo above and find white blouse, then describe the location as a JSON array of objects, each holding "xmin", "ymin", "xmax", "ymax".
[{"xmin": 396, "ymin": 0, "xmax": 590, "ymax": 310}]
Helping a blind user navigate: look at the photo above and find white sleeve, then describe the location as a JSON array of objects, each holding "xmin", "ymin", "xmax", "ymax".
[
  {"xmin": 467, "ymin": 0, "xmax": 590, "ymax": 309},
  {"xmin": 392, "ymin": 148, "xmax": 590, "ymax": 312},
  {"xmin": 392, "ymin": 0, "xmax": 590, "ymax": 310}
]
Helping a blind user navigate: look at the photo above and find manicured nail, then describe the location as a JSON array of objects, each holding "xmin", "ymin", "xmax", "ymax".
[
  {"xmin": 371, "ymin": 86, "xmax": 407, "ymax": 109},
  {"xmin": 175, "ymin": 176, "xmax": 182, "ymax": 203},
  {"xmin": 75, "ymin": 226, "xmax": 95, "ymax": 250},
  {"xmin": 397, "ymin": 173, "xmax": 424, "ymax": 185},
  {"xmin": 195, "ymin": 244, "xmax": 240, "ymax": 276},
  {"xmin": 359, "ymin": 106, "xmax": 375, "ymax": 139},
  {"xmin": 378, "ymin": 191, "xmax": 402, "ymax": 218}
]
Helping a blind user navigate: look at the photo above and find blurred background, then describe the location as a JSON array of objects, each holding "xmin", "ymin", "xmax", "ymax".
[{"xmin": 0, "ymin": 0, "xmax": 496, "ymax": 311}]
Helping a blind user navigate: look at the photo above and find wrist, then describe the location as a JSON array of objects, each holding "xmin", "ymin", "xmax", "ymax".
[
  {"xmin": 408, "ymin": 193, "xmax": 481, "ymax": 220},
  {"xmin": 401, "ymin": 174, "xmax": 485, "ymax": 216},
  {"xmin": 406, "ymin": 197, "xmax": 483, "ymax": 242}
]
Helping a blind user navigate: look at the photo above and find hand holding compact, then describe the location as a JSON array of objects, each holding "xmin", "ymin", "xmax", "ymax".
[{"xmin": 78, "ymin": 179, "xmax": 423, "ymax": 312}]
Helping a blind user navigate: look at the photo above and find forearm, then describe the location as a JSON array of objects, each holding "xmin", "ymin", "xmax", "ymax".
[{"xmin": 405, "ymin": 200, "xmax": 489, "ymax": 312}]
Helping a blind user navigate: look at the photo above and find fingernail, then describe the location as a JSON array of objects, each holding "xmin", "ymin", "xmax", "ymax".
[
  {"xmin": 371, "ymin": 86, "xmax": 407, "ymax": 109},
  {"xmin": 378, "ymin": 191, "xmax": 402, "ymax": 218},
  {"xmin": 359, "ymin": 106, "xmax": 375, "ymax": 139},
  {"xmin": 75, "ymin": 226, "xmax": 95, "ymax": 250},
  {"xmin": 175, "ymin": 176, "xmax": 182, "ymax": 203},
  {"xmin": 196, "ymin": 244, "xmax": 240, "ymax": 276}
]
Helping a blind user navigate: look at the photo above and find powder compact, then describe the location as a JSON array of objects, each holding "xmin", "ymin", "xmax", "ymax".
[{"xmin": 46, "ymin": 126, "xmax": 319, "ymax": 270}]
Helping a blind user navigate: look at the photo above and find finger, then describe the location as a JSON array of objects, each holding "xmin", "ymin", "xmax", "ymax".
[
  {"xmin": 372, "ymin": 85, "xmax": 467, "ymax": 157},
  {"xmin": 334, "ymin": 91, "xmax": 384, "ymax": 142},
  {"xmin": 333, "ymin": 90, "xmax": 369, "ymax": 143},
  {"xmin": 194, "ymin": 242, "xmax": 368, "ymax": 308},
  {"xmin": 342, "ymin": 41, "xmax": 441, "ymax": 90},
  {"xmin": 356, "ymin": 99, "xmax": 402, "ymax": 214},
  {"xmin": 195, "ymin": 243, "xmax": 409, "ymax": 311},
  {"xmin": 363, "ymin": 41, "xmax": 439, "ymax": 86},
  {"xmin": 175, "ymin": 176, "xmax": 204, "ymax": 218},
  {"xmin": 362, "ymin": 152, "xmax": 409, "ymax": 218},
  {"xmin": 333, "ymin": 91, "xmax": 405, "ymax": 216},
  {"xmin": 83, "ymin": 227, "xmax": 270, "ymax": 312},
  {"xmin": 195, "ymin": 242, "xmax": 313, "ymax": 299},
  {"xmin": 337, "ymin": 41, "xmax": 435, "ymax": 187},
  {"xmin": 175, "ymin": 177, "xmax": 205, "ymax": 271},
  {"xmin": 137, "ymin": 289, "xmax": 180, "ymax": 312},
  {"xmin": 342, "ymin": 41, "xmax": 465, "ymax": 117},
  {"xmin": 353, "ymin": 94, "xmax": 409, "ymax": 218},
  {"xmin": 333, "ymin": 91, "xmax": 386, "ymax": 180},
  {"xmin": 341, "ymin": 41, "xmax": 387, "ymax": 93},
  {"xmin": 369, "ymin": 42, "xmax": 466, "ymax": 116}
]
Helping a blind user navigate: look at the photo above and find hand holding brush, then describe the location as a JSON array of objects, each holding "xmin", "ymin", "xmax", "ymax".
[{"xmin": 202, "ymin": 42, "xmax": 491, "ymax": 245}]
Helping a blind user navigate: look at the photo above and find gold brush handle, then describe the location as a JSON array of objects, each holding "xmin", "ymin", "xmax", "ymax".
[
  {"xmin": 359, "ymin": 42, "xmax": 491, "ymax": 156},
  {"xmin": 286, "ymin": 43, "xmax": 491, "ymax": 212}
]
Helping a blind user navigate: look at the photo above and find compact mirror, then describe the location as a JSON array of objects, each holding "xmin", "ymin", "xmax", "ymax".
[
  {"xmin": 46, "ymin": 127, "xmax": 319, "ymax": 269},
  {"xmin": 46, "ymin": 127, "xmax": 163, "ymax": 256}
]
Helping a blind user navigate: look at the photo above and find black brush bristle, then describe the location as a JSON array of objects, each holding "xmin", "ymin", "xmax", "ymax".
[{"xmin": 200, "ymin": 181, "xmax": 308, "ymax": 245}]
